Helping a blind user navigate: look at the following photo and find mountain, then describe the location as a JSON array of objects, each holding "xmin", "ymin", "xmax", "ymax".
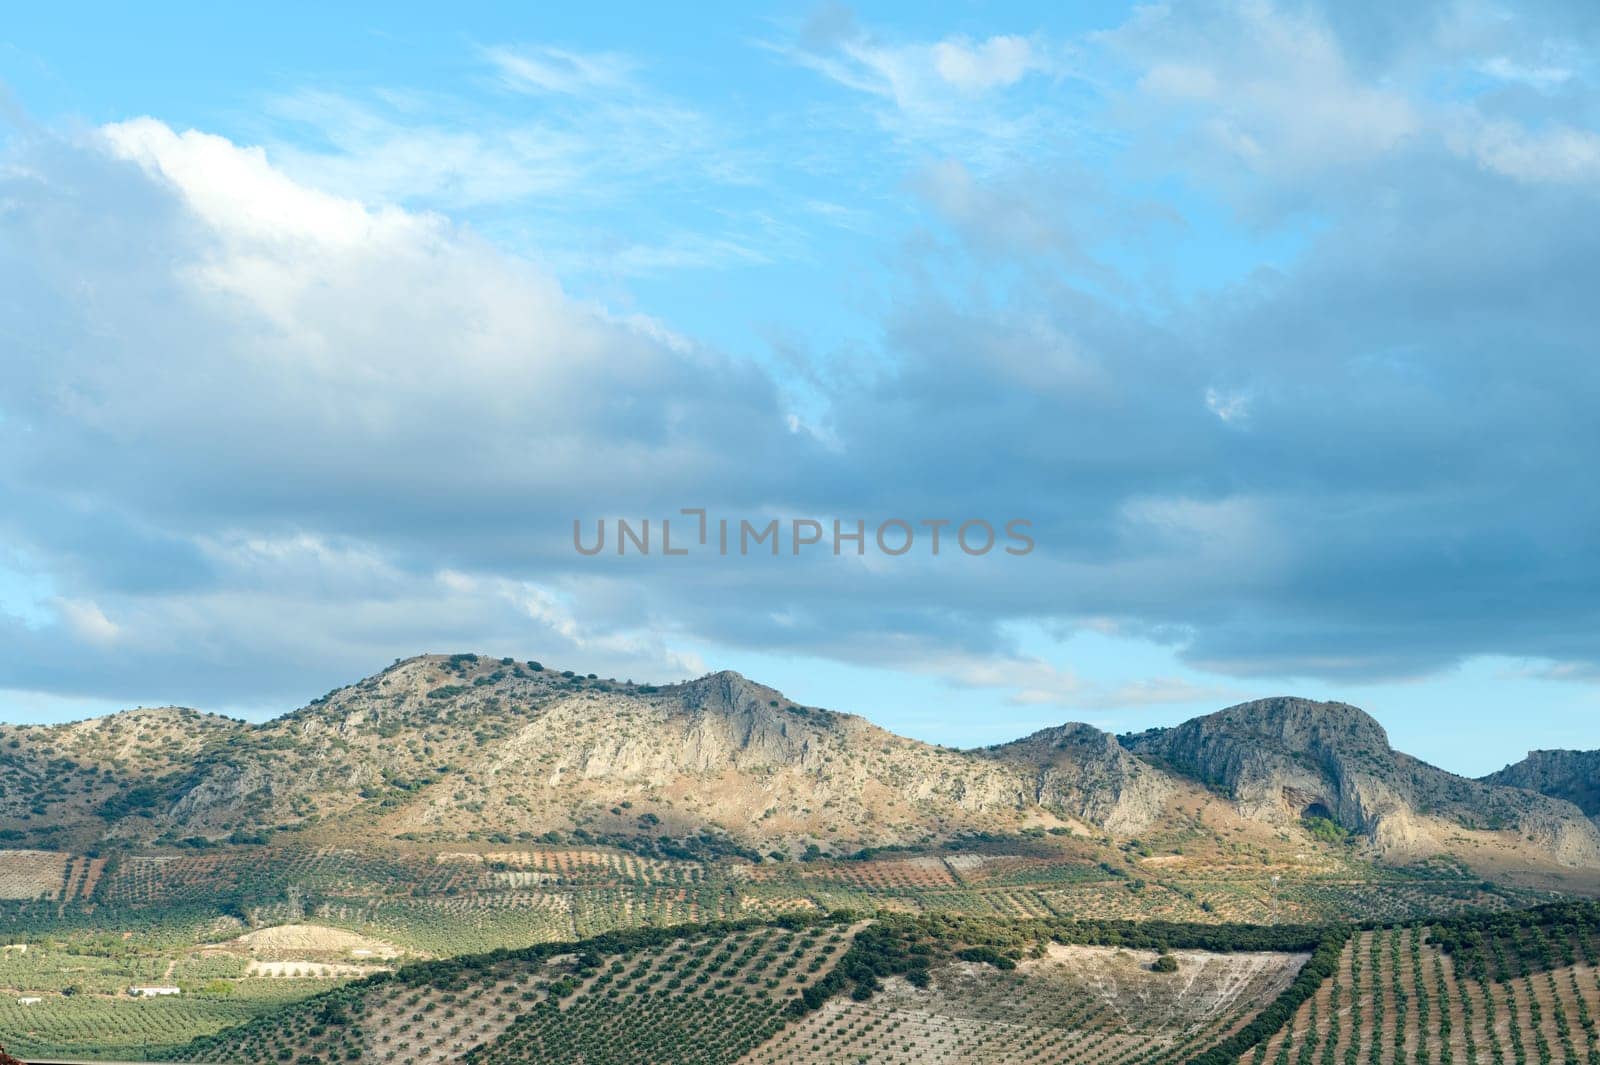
[
  {"xmin": 1119, "ymin": 697, "xmax": 1600, "ymax": 867},
  {"xmin": 2, "ymin": 658, "xmax": 1597, "ymax": 872},
  {"xmin": 2, "ymin": 656, "xmax": 1063, "ymax": 856},
  {"xmin": 977, "ymin": 722, "xmax": 1174, "ymax": 834},
  {"xmin": 1483, "ymin": 749, "xmax": 1600, "ymax": 822}
]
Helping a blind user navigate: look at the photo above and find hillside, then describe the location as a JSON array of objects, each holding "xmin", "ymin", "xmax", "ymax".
[
  {"xmin": 978, "ymin": 722, "xmax": 1174, "ymax": 834},
  {"xmin": 1482, "ymin": 749, "xmax": 1600, "ymax": 822},
  {"xmin": 1, "ymin": 660, "xmax": 1597, "ymax": 877},
  {"xmin": 151, "ymin": 912, "xmax": 1334, "ymax": 1065},
  {"xmin": 2, "ymin": 654, "xmax": 1173, "ymax": 857},
  {"xmin": 59, "ymin": 656, "xmax": 1080, "ymax": 855},
  {"xmin": 161, "ymin": 901, "xmax": 1600, "ymax": 1065},
  {"xmin": 1119, "ymin": 697, "xmax": 1600, "ymax": 869},
  {"xmin": 1257, "ymin": 900, "xmax": 1600, "ymax": 1064}
]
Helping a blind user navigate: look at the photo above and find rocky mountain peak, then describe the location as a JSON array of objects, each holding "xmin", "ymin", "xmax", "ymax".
[
  {"xmin": 1123, "ymin": 696, "xmax": 1600, "ymax": 866},
  {"xmin": 980, "ymin": 721, "xmax": 1172, "ymax": 834},
  {"xmin": 1483, "ymin": 749, "xmax": 1600, "ymax": 820},
  {"xmin": 1185, "ymin": 696, "xmax": 1390, "ymax": 755}
]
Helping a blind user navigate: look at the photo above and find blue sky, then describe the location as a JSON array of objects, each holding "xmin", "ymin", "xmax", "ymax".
[{"xmin": 3, "ymin": 1, "xmax": 1600, "ymax": 776}]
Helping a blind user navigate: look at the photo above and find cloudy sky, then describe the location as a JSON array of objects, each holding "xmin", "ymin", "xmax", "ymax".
[{"xmin": 3, "ymin": 1, "xmax": 1599, "ymax": 774}]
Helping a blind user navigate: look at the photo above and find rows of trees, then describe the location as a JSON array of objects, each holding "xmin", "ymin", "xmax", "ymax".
[{"xmin": 1430, "ymin": 897, "xmax": 1600, "ymax": 979}]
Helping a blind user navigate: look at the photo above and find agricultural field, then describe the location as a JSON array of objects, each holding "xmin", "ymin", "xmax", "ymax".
[
  {"xmin": 472, "ymin": 923, "xmax": 860, "ymax": 1065},
  {"xmin": 1249, "ymin": 904, "xmax": 1600, "ymax": 1064},
  {"xmin": 0, "ymin": 852, "xmax": 69, "ymax": 902},
  {"xmin": 12, "ymin": 893, "xmax": 1600, "ymax": 1064},
  {"xmin": 0, "ymin": 841, "xmax": 1571, "ymax": 1060},
  {"xmin": 0, "ymin": 980, "xmax": 323, "ymax": 1060},
  {"xmin": 744, "ymin": 942, "xmax": 1307, "ymax": 1064},
  {"xmin": 155, "ymin": 918, "xmax": 862, "ymax": 1065},
  {"xmin": 134, "ymin": 910, "xmax": 1348, "ymax": 1064}
]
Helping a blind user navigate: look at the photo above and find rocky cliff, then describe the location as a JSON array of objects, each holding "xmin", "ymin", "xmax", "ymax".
[
  {"xmin": 1483, "ymin": 749, "xmax": 1600, "ymax": 823},
  {"xmin": 1121, "ymin": 697, "xmax": 1600, "ymax": 867},
  {"xmin": 979, "ymin": 723, "xmax": 1173, "ymax": 834}
]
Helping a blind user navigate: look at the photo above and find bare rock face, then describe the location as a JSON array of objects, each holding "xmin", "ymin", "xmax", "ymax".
[
  {"xmin": 167, "ymin": 760, "xmax": 274, "ymax": 832},
  {"xmin": 980, "ymin": 723, "xmax": 1173, "ymax": 834},
  {"xmin": 323, "ymin": 660, "xmax": 1060, "ymax": 852},
  {"xmin": 1483, "ymin": 749, "xmax": 1600, "ymax": 824},
  {"xmin": 1122, "ymin": 697, "xmax": 1600, "ymax": 867},
  {"xmin": 671, "ymin": 671, "xmax": 823, "ymax": 773}
]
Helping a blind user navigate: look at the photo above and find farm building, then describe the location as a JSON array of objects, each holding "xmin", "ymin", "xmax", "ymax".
[{"xmin": 128, "ymin": 985, "xmax": 181, "ymax": 997}]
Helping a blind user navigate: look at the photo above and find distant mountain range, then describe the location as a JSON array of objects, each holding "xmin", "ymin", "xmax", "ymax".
[{"xmin": 2, "ymin": 654, "xmax": 1596, "ymax": 873}]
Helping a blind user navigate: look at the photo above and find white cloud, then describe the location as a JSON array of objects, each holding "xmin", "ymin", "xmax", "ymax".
[
  {"xmin": 940, "ymin": 651, "xmax": 1228, "ymax": 710},
  {"xmin": 101, "ymin": 118, "xmax": 411, "ymax": 249},
  {"xmin": 0, "ymin": 119, "xmax": 793, "ymax": 702},
  {"xmin": 1459, "ymin": 119, "xmax": 1600, "ymax": 185},
  {"xmin": 932, "ymin": 35, "xmax": 1042, "ymax": 92},
  {"xmin": 1112, "ymin": 2, "xmax": 1600, "ymax": 203},
  {"xmin": 483, "ymin": 44, "xmax": 635, "ymax": 95},
  {"xmin": 1502, "ymin": 659, "xmax": 1600, "ymax": 684},
  {"xmin": 1477, "ymin": 56, "xmax": 1574, "ymax": 90},
  {"xmin": 43, "ymin": 118, "xmax": 760, "ymax": 448},
  {"xmin": 9, "ymin": 532, "xmax": 704, "ymax": 705},
  {"xmin": 1118, "ymin": 2, "xmax": 1419, "ymax": 179},
  {"xmin": 1204, "ymin": 386, "xmax": 1251, "ymax": 424},
  {"xmin": 264, "ymin": 90, "xmax": 731, "ymax": 212},
  {"xmin": 54, "ymin": 599, "xmax": 121, "ymax": 647},
  {"xmin": 915, "ymin": 158, "xmax": 1083, "ymax": 260},
  {"xmin": 777, "ymin": 21, "xmax": 1059, "ymax": 160}
]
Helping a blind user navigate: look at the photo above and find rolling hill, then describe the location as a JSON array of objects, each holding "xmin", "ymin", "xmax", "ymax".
[
  {"xmin": 150, "ymin": 910, "xmax": 1336, "ymax": 1065},
  {"xmin": 138, "ymin": 899, "xmax": 1600, "ymax": 1065}
]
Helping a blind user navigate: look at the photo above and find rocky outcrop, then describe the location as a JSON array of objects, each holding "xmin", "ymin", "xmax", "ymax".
[
  {"xmin": 1483, "ymin": 749, "xmax": 1600, "ymax": 823},
  {"xmin": 981, "ymin": 723, "xmax": 1173, "ymax": 833},
  {"xmin": 1121, "ymin": 697, "xmax": 1600, "ymax": 867}
]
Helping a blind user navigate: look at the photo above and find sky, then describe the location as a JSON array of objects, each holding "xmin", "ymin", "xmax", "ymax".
[{"xmin": 3, "ymin": 1, "xmax": 1600, "ymax": 776}]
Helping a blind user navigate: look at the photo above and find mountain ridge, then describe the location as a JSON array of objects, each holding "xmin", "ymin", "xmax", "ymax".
[
  {"xmin": 1, "ymin": 654, "xmax": 1596, "ymax": 874},
  {"xmin": 1483, "ymin": 749, "xmax": 1600, "ymax": 825}
]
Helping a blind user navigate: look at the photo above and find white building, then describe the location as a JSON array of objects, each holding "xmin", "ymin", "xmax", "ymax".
[
  {"xmin": 17, "ymin": 997, "xmax": 41, "ymax": 1005},
  {"xmin": 129, "ymin": 985, "xmax": 182, "ymax": 997}
]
